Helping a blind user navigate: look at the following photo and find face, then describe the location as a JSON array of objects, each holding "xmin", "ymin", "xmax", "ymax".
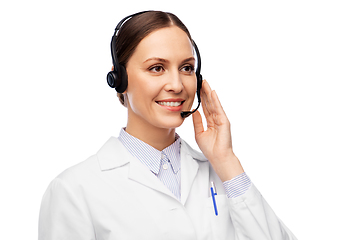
[{"xmin": 125, "ymin": 26, "xmax": 197, "ymax": 130}]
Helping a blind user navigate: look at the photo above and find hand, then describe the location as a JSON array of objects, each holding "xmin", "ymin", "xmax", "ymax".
[{"xmin": 192, "ymin": 80, "xmax": 244, "ymax": 182}]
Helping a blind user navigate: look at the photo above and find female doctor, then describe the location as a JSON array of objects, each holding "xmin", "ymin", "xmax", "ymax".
[{"xmin": 39, "ymin": 11, "xmax": 297, "ymax": 240}]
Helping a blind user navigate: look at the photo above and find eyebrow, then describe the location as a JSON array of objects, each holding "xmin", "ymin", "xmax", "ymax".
[{"xmin": 143, "ymin": 57, "xmax": 195, "ymax": 64}]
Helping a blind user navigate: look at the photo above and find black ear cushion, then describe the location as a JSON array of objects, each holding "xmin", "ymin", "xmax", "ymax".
[
  {"xmin": 115, "ymin": 64, "xmax": 128, "ymax": 93},
  {"xmin": 107, "ymin": 64, "xmax": 128, "ymax": 93},
  {"xmin": 107, "ymin": 71, "xmax": 118, "ymax": 88}
]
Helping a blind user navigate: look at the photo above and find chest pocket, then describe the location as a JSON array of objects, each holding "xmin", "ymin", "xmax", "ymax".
[{"xmin": 206, "ymin": 195, "xmax": 235, "ymax": 240}]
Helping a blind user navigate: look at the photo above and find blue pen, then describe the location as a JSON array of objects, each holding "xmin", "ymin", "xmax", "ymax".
[{"xmin": 210, "ymin": 181, "xmax": 218, "ymax": 216}]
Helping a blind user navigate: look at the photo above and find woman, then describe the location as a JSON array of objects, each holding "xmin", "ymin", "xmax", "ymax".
[{"xmin": 39, "ymin": 11, "xmax": 297, "ymax": 240}]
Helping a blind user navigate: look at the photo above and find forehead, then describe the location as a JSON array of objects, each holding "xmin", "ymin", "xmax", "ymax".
[{"xmin": 131, "ymin": 26, "xmax": 194, "ymax": 62}]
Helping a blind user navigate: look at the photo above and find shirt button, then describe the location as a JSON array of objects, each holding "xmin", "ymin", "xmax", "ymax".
[{"xmin": 163, "ymin": 163, "xmax": 168, "ymax": 170}]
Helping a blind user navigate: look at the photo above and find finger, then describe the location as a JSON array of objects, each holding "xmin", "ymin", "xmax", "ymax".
[
  {"xmin": 211, "ymin": 90, "xmax": 226, "ymax": 115},
  {"xmin": 211, "ymin": 90, "xmax": 229, "ymax": 125},
  {"xmin": 200, "ymin": 91, "xmax": 211, "ymax": 120},
  {"xmin": 201, "ymin": 80, "xmax": 214, "ymax": 119},
  {"xmin": 202, "ymin": 80, "xmax": 213, "ymax": 109},
  {"xmin": 192, "ymin": 110, "xmax": 204, "ymax": 137}
]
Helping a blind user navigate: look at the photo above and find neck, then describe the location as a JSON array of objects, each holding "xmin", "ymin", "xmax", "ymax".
[{"xmin": 125, "ymin": 120, "xmax": 176, "ymax": 152}]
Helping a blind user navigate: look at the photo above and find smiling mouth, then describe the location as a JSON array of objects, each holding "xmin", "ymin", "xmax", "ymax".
[{"xmin": 156, "ymin": 101, "xmax": 185, "ymax": 107}]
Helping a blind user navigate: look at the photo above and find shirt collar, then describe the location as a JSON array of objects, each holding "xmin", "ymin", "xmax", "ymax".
[{"xmin": 118, "ymin": 128, "xmax": 181, "ymax": 175}]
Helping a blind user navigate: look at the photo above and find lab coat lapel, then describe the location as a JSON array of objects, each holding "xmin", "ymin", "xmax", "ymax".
[
  {"xmin": 181, "ymin": 152, "xmax": 198, "ymax": 205},
  {"xmin": 98, "ymin": 137, "xmax": 178, "ymax": 200},
  {"xmin": 127, "ymin": 156, "xmax": 177, "ymax": 200},
  {"xmin": 98, "ymin": 137, "xmax": 210, "ymax": 204},
  {"xmin": 180, "ymin": 139, "xmax": 208, "ymax": 205}
]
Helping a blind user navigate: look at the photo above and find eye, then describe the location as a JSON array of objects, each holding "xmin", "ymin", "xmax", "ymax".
[
  {"xmin": 149, "ymin": 65, "xmax": 165, "ymax": 73},
  {"xmin": 180, "ymin": 64, "xmax": 195, "ymax": 74}
]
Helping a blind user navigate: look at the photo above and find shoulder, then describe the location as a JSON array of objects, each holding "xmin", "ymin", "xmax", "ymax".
[
  {"xmin": 54, "ymin": 154, "xmax": 99, "ymax": 187},
  {"xmin": 53, "ymin": 137, "xmax": 126, "ymax": 186},
  {"xmin": 41, "ymin": 137, "xmax": 129, "ymax": 208}
]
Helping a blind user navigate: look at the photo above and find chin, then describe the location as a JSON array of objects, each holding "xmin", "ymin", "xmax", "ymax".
[{"xmin": 155, "ymin": 114, "xmax": 185, "ymax": 129}]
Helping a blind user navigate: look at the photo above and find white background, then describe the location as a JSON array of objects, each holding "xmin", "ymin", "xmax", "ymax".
[{"xmin": 1, "ymin": 0, "xmax": 359, "ymax": 239}]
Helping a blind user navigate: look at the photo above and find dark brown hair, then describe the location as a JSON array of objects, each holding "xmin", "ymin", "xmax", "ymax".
[{"xmin": 114, "ymin": 11, "xmax": 193, "ymax": 106}]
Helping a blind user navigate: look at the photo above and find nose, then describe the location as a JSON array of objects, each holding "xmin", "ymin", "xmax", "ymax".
[{"xmin": 164, "ymin": 69, "xmax": 183, "ymax": 93}]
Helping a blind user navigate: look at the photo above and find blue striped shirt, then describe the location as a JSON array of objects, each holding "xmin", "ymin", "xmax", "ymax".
[{"xmin": 118, "ymin": 128, "xmax": 251, "ymax": 200}]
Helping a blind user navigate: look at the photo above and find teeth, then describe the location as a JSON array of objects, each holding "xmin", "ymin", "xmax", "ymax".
[{"xmin": 158, "ymin": 101, "xmax": 182, "ymax": 107}]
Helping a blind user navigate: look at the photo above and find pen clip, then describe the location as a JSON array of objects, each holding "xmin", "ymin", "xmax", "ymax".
[
  {"xmin": 211, "ymin": 181, "xmax": 217, "ymax": 195},
  {"xmin": 210, "ymin": 181, "xmax": 218, "ymax": 216}
]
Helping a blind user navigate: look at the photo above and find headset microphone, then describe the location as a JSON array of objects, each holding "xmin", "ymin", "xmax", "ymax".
[{"xmin": 180, "ymin": 99, "xmax": 201, "ymax": 118}]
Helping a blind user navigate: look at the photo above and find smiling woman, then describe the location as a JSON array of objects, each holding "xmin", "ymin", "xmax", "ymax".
[
  {"xmin": 125, "ymin": 26, "xmax": 197, "ymax": 145},
  {"xmin": 38, "ymin": 10, "xmax": 297, "ymax": 240},
  {"xmin": 113, "ymin": 11, "xmax": 194, "ymax": 108}
]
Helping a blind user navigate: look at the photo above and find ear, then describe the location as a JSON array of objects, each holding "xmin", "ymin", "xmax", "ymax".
[
  {"xmin": 111, "ymin": 66, "xmax": 114, "ymax": 71},
  {"xmin": 117, "ymin": 92, "xmax": 128, "ymax": 108}
]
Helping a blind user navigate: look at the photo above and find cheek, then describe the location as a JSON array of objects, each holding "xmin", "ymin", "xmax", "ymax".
[
  {"xmin": 126, "ymin": 75, "xmax": 159, "ymax": 110},
  {"xmin": 185, "ymin": 77, "xmax": 198, "ymax": 101}
]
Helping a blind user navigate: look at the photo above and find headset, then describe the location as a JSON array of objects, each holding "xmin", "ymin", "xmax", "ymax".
[{"xmin": 107, "ymin": 11, "xmax": 203, "ymax": 118}]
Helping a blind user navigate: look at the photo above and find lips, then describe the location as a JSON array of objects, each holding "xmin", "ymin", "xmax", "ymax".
[{"xmin": 156, "ymin": 99, "xmax": 185, "ymax": 112}]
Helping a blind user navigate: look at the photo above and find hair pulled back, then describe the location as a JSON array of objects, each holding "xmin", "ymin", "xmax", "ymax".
[{"xmin": 114, "ymin": 11, "xmax": 193, "ymax": 106}]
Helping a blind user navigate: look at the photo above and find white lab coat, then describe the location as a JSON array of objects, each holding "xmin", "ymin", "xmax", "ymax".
[{"xmin": 39, "ymin": 137, "xmax": 297, "ymax": 240}]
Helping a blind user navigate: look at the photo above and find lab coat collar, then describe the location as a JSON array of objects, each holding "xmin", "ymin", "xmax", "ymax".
[
  {"xmin": 97, "ymin": 137, "xmax": 209, "ymax": 205},
  {"xmin": 97, "ymin": 137, "xmax": 132, "ymax": 171},
  {"xmin": 97, "ymin": 137, "xmax": 207, "ymax": 171},
  {"xmin": 179, "ymin": 139, "xmax": 207, "ymax": 162},
  {"xmin": 97, "ymin": 137, "xmax": 177, "ymax": 199}
]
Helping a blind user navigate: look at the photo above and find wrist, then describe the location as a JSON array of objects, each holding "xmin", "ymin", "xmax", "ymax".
[{"xmin": 209, "ymin": 153, "xmax": 244, "ymax": 182}]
